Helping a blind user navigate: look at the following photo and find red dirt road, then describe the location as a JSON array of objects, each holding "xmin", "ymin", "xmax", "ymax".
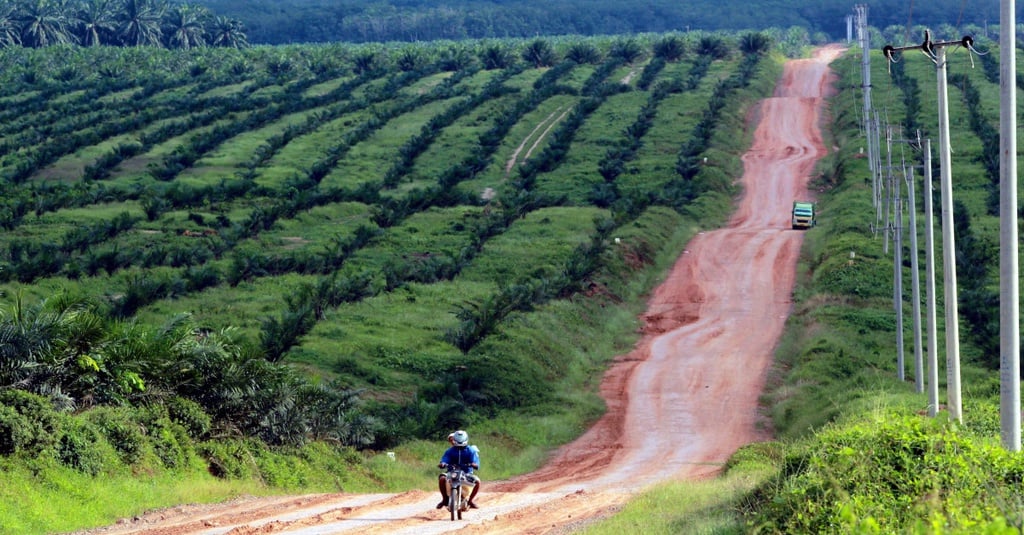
[{"xmin": 76, "ymin": 46, "xmax": 844, "ymax": 535}]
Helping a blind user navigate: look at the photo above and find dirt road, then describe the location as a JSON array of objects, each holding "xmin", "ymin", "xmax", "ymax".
[{"xmin": 79, "ymin": 46, "xmax": 844, "ymax": 535}]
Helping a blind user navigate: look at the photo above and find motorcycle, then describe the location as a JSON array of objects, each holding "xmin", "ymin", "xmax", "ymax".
[{"xmin": 444, "ymin": 468, "xmax": 474, "ymax": 521}]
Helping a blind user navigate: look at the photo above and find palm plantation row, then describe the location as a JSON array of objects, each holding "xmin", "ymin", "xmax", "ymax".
[
  {"xmin": 0, "ymin": 33, "xmax": 773, "ymax": 477},
  {"xmin": 0, "ymin": 0, "xmax": 247, "ymax": 48}
]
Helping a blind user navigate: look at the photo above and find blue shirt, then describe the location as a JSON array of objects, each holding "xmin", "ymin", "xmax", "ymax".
[{"xmin": 440, "ymin": 446, "xmax": 480, "ymax": 473}]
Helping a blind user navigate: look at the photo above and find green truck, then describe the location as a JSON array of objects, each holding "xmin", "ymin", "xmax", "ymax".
[{"xmin": 791, "ymin": 201, "xmax": 815, "ymax": 229}]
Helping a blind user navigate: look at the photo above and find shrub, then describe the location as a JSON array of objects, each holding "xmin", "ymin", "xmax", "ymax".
[
  {"xmin": 0, "ymin": 405, "xmax": 33, "ymax": 455},
  {"xmin": 166, "ymin": 396, "xmax": 212, "ymax": 440},
  {"xmin": 85, "ymin": 407, "xmax": 147, "ymax": 466},
  {"xmin": 55, "ymin": 417, "xmax": 118, "ymax": 476},
  {"xmin": 149, "ymin": 417, "xmax": 192, "ymax": 470},
  {"xmin": 0, "ymin": 390, "xmax": 60, "ymax": 455},
  {"xmin": 198, "ymin": 438, "xmax": 263, "ymax": 480},
  {"xmin": 746, "ymin": 413, "xmax": 1024, "ymax": 533},
  {"xmin": 136, "ymin": 404, "xmax": 197, "ymax": 470}
]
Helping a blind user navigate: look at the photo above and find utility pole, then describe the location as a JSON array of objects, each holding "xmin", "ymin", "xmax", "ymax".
[
  {"xmin": 906, "ymin": 161, "xmax": 923, "ymax": 393},
  {"xmin": 882, "ymin": 128, "xmax": 893, "ymax": 254},
  {"xmin": 999, "ymin": 0, "xmax": 1020, "ymax": 451},
  {"xmin": 884, "ymin": 31, "xmax": 965, "ymax": 422},
  {"xmin": 923, "ymin": 139, "xmax": 939, "ymax": 416},
  {"xmin": 855, "ymin": 4, "xmax": 878, "ymax": 210},
  {"xmin": 935, "ymin": 43, "xmax": 962, "ymax": 424},
  {"xmin": 893, "ymin": 148, "xmax": 904, "ymax": 382},
  {"xmin": 876, "ymin": 109, "xmax": 884, "ymax": 219}
]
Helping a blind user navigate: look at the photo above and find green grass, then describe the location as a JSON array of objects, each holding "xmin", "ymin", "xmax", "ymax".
[
  {"xmin": 293, "ymin": 279, "xmax": 491, "ymax": 386},
  {"xmin": 468, "ymin": 207, "xmax": 604, "ymax": 277},
  {"xmin": 398, "ymin": 71, "xmax": 455, "ymax": 97},
  {"xmin": 457, "ymin": 93, "xmax": 581, "ymax": 196},
  {"xmin": 199, "ymin": 80, "xmax": 256, "ymax": 99},
  {"xmin": 182, "ymin": 109, "xmax": 325, "ymax": 174},
  {"xmin": 404, "ymin": 91, "xmax": 518, "ymax": 187},
  {"xmin": 535, "ymin": 90, "xmax": 647, "ymax": 203},
  {"xmin": 136, "ymin": 272, "xmax": 321, "ymax": 335},
  {"xmin": 577, "ymin": 475, "xmax": 765, "ymax": 535},
  {"xmin": 35, "ymin": 133, "xmax": 140, "ymax": 182},
  {"xmin": 321, "ymin": 97, "xmax": 463, "ymax": 190},
  {"xmin": 254, "ymin": 108, "xmax": 374, "ymax": 188},
  {"xmin": 0, "ymin": 459, "xmax": 274, "ymax": 535},
  {"xmin": 254, "ymin": 202, "xmax": 376, "ymax": 254}
]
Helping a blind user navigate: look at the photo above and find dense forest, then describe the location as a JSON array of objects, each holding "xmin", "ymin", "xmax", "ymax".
[{"xmin": 193, "ymin": 0, "xmax": 1005, "ymax": 45}]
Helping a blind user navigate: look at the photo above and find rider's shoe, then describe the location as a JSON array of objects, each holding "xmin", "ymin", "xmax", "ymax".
[
  {"xmin": 436, "ymin": 500, "xmax": 447, "ymax": 509},
  {"xmin": 468, "ymin": 501, "xmax": 479, "ymax": 509}
]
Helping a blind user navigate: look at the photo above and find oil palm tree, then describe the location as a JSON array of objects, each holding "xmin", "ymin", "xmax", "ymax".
[
  {"xmin": 163, "ymin": 3, "xmax": 207, "ymax": 50},
  {"xmin": 77, "ymin": 0, "xmax": 117, "ymax": 47},
  {"xmin": 521, "ymin": 38, "xmax": 556, "ymax": 68},
  {"xmin": 609, "ymin": 38, "xmax": 643, "ymax": 63},
  {"xmin": 478, "ymin": 43, "xmax": 513, "ymax": 70},
  {"xmin": 653, "ymin": 35, "xmax": 686, "ymax": 61},
  {"xmin": 0, "ymin": 292, "xmax": 101, "ymax": 402},
  {"xmin": 564, "ymin": 42, "xmax": 601, "ymax": 65},
  {"xmin": 739, "ymin": 32, "xmax": 772, "ymax": 56},
  {"xmin": 118, "ymin": 0, "xmax": 165, "ymax": 47},
  {"xmin": 207, "ymin": 15, "xmax": 246, "ymax": 48},
  {"xmin": 19, "ymin": 0, "xmax": 76, "ymax": 47},
  {"xmin": 0, "ymin": 0, "xmax": 21, "ymax": 47}
]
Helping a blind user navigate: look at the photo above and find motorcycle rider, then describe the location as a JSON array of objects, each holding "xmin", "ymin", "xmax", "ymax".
[{"xmin": 437, "ymin": 429, "xmax": 481, "ymax": 509}]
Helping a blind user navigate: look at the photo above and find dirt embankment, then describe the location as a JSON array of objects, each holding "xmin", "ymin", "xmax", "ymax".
[{"xmin": 75, "ymin": 45, "xmax": 845, "ymax": 535}]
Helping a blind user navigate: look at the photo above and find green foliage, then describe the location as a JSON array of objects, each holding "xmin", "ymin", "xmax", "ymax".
[
  {"xmin": 0, "ymin": 390, "xmax": 59, "ymax": 455},
  {"xmin": 0, "ymin": 405, "xmax": 34, "ymax": 455},
  {"xmin": 522, "ymin": 39, "xmax": 558, "ymax": 68},
  {"xmin": 55, "ymin": 417, "xmax": 119, "ymax": 476},
  {"xmin": 0, "ymin": 0, "xmax": 248, "ymax": 50},
  {"xmin": 745, "ymin": 413, "xmax": 1024, "ymax": 533},
  {"xmin": 194, "ymin": 0, "xmax": 998, "ymax": 46},
  {"xmin": 198, "ymin": 438, "xmax": 262, "ymax": 479},
  {"xmin": 85, "ymin": 407, "xmax": 147, "ymax": 466},
  {"xmin": 166, "ymin": 396, "xmax": 212, "ymax": 440},
  {"xmin": 135, "ymin": 404, "xmax": 197, "ymax": 470}
]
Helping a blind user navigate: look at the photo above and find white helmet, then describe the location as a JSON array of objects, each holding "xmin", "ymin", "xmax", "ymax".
[{"xmin": 452, "ymin": 430, "xmax": 469, "ymax": 447}]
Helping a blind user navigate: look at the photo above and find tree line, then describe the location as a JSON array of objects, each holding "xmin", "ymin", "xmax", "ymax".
[
  {"xmin": 195, "ymin": 0, "xmax": 1001, "ymax": 45},
  {"xmin": 0, "ymin": 0, "xmax": 247, "ymax": 49}
]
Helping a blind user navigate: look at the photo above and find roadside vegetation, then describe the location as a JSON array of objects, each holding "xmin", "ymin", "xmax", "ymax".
[{"xmin": 582, "ymin": 39, "xmax": 1024, "ymax": 534}]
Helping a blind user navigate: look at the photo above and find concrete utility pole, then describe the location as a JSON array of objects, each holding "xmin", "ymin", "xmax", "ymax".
[
  {"xmin": 883, "ymin": 128, "xmax": 893, "ymax": 254},
  {"xmin": 999, "ymin": 0, "xmax": 1020, "ymax": 451},
  {"xmin": 935, "ymin": 43, "xmax": 963, "ymax": 423},
  {"xmin": 872, "ymin": 110, "xmax": 882, "ymax": 221},
  {"xmin": 884, "ymin": 31, "xmax": 964, "ymax": 422},
  {"xmin": 855, "ymin": 4, "xmax": 878, "ymax": 209},
  {"xmin": 893, "ymin": 138, "xmax": 904, "ymax": 382},
  {"xmin": 906, "ymin": 163, "xmax": 923, "ymax": 393},
  {"xmin": 923, "ymin": 139, "xmax": 940, "ymax": 416}
]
